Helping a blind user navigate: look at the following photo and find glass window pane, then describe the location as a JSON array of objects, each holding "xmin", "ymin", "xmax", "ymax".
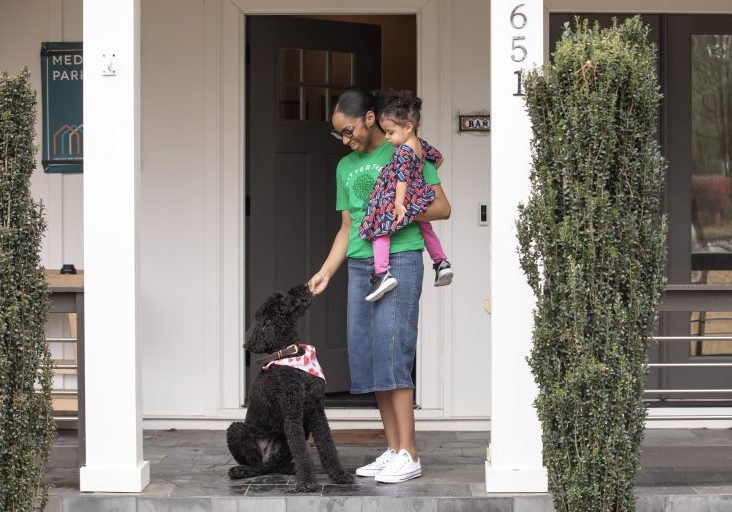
[
  {"xmin": 303, "ymin": 86, "xmax": 326, "ymax": 121},
  {"xmin": 331, "ymin": 52, "xmax": 354, "ymax": 87},
  {"xmin": 279, "ymin": 86, "xmax": 301, "ymax": 120},
  {"xmin": 691, "ymin": 35, "xmax": 732, "ymax": 271},
  {"xmin": 304, "ymin": 50, "xmax": 326, "ymax": 85},
  {"xmin": 279, "ymin": 48, "xmax": 301, "ymax": 84},
  {"xmin": 690, "ymin": 270, "xmax": 732, "ymax": 355}
]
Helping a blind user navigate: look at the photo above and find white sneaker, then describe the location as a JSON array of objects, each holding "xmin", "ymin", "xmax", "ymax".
[
  {"xmin": 374, "ymin": 449, "xmax": 422, "ymax": 483},
  {"xmin": 356, "ymin": 448, "xmax": 397, "ymax": 477}
]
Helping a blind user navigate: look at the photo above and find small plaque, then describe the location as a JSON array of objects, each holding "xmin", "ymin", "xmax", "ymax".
[{"xmin": 458, "ymin": 114, "xmax": 491, "ymax": 132}]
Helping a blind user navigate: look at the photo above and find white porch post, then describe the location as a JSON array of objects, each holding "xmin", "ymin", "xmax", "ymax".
[
  {"xmin": 486, "ymin": 0, "xmax": 548, "ymax": 493},
  {"xmin": 80, "ymin": 0, "xmax": 149, "ymax": 492}
]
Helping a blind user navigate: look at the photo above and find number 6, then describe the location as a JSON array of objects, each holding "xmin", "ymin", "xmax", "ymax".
[
  {"xmin": 511, "ymin": 36, "xmax": 527, "ymax": 62},
  {"xmin": 510, "ymin": 4, "xmax": 527, "ymax": 29}
]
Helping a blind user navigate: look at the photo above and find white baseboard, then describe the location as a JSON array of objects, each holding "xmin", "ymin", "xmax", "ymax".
[
  {"xmin": 79, "ymin": 461, "xmax": 150, "ymax": 493},
  {"xmin": 484, "ymin": 464, "xmax": 548, "ymax": 493},
  {"xmin": 142, "ymin": 410, "xmax": 491, "ymax": 431},
  {"xmin": 141, "ymin": 407, "xmax": 732, "ymax": 431}
]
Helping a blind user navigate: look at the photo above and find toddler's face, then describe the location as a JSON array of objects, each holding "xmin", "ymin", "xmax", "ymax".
[{"xmin": 381, "ymin": 118, "xmax": 412, "ymax": 147}]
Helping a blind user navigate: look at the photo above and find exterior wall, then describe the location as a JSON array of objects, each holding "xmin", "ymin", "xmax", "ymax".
[
  {"xmin": 0, "ymin": 0, "xmax": 84, "ymax": 271},
  {"xmin": 9, "ymin": 0, "xmax": 732, "ymax": 428},
  {"xmin": 443, "ymin": 0, "xmax": 491, "ymax": 418},
  {"xmin": 0, "ymin": 0, "xmax": 492, "ymax": 427},
  {"xmin": 138, "ymin": 0, "xmax": 210, "ymax": 417}
]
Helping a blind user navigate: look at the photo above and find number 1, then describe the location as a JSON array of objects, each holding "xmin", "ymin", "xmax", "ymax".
[{"xmin": 513, "ymin": 70, "xmax": 523, "ymax": 96}]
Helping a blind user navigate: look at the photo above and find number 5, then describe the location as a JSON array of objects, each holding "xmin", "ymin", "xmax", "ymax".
[
  {"xmin": 511, "ymin": 36, "xmax": 527, "ymax": 62},
  {"xmin": 510, "ymin": 4, "xmax": 527, "ymax": 29}
]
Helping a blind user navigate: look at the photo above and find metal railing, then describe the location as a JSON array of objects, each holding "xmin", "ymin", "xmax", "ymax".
[{"xmin": 645, "ymin": 330, "xmax": 732, "ymax": 398}]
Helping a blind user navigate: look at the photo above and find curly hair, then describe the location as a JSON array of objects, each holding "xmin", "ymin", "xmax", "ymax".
[{"xmin": 378, "ymin": 90, "xmax": 422, "ymax": 129}]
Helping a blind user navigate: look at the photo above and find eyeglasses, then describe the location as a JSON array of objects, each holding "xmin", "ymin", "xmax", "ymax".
[{"xmin": 330, "ymin": 117, "xmax": 363, "ymax": 141}]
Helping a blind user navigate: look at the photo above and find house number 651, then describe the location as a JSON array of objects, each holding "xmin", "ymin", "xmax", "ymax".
[{"xmin": 511, "ymin": 4, "xmax": 527, "ymax": 96}]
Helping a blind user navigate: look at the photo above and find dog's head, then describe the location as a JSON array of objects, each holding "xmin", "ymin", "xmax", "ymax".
[{"xmin": 245, "ymin": 284, "xmax": 315, "ymax": 355}]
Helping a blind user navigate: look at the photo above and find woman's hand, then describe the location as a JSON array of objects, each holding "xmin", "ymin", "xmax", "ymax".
[
  {"xmin": 395, "ymin": 203, "xmax": 407, "ymax": 224},
  {"xmin": 308, "ymin": 270, "xmax": 331, "ymax": 295}
]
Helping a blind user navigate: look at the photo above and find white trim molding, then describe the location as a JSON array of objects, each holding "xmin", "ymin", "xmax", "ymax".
[
  {"xmin": 81, "ymin": 0, "xmax": 149, "ymax": 493},
  {"xmin": 230, "ymin": 0, "xmax": 433, "ymax": 15},
  {"xmin": 486, "ymin": 0, "xmax": 547, "ymax": 493},
  {"xmin": 143, "ymin": 410, "xmax": 490, "ymax": 432},
  {"xmin": 220, "ymin": 0, "xmax": 453, "ymax": 415}
]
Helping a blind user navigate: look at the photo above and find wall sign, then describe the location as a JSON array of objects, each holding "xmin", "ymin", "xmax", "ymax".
[
  {"xmin": 41, "ymin": 42, "xmax": 83, "ymax": 173},
  {"xmin": 459, "ymin": 114, "xmax": 491, "ymax": 133}
]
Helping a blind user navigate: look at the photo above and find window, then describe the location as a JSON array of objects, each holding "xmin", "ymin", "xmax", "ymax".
[{"xmin": 277, "ymin": 48, "xmax": 355, "ymax": 121}]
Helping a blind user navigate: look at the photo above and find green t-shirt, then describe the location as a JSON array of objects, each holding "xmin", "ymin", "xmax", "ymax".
[{"xmin": 336, "ymin": 140, "xmax": 441, "ymax": 259}]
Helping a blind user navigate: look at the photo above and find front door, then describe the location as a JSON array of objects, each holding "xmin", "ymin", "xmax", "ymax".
[{"xmin": 246, "ymin": 16, "xmax": 381, "ymax": 400}]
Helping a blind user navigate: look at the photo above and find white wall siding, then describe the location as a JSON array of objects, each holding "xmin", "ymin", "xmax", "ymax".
[
  {"xmin": 446, "ymin": 0, "xmax": 491, "ymax": 418},
  {"xmin": 2, "ymin": 0, "xmax": 493, "ymax": 426},
  {"xmin": 139, "ymin": 0, "xmax": 210, "ymax": 416},
  {"xmin": 0, "ymin": 0, "xmax": 84, "ymax": 270}
]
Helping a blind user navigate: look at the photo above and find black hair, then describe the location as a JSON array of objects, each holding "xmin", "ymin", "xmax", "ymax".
[
  {"xmin": 334, "ymin": 88, "xmax": 390, "ymax": 130},
  {"xmin": 379, "ymin": 90, "xmax": 422, "ymax": 128},
  {"xmin": 334, "ymin": 88, "xmax": 376, "ymax": 118}
]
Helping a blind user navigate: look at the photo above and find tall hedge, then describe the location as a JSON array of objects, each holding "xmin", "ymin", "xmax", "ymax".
[
  {"xmin": 517, "ymin": 17, "xmax": 667, "ymax": 511},
  {"xmin": 0, "ymin": 70, "xmax": 55, "ymax": 511}
]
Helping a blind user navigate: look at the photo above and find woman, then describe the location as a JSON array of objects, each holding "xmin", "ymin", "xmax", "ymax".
[{"xmin": 308, "ymin": 89, "xmax": 451, "ymax": 483}]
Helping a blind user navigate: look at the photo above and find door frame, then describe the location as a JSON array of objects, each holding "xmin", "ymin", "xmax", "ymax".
[{"xmin": 216, "ymin": 0, "xmax": 454, "ymax": 417}]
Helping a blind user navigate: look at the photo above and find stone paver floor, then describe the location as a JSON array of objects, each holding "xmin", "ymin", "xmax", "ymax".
[{"xmin": 45, "ymin": 428, "xmax": 732, "ymax": 498}]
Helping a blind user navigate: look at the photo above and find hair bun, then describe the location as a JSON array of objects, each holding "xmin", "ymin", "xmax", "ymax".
[{"xmin": 412, "ymin": 97, "xmax": 422, "ymax": 110}]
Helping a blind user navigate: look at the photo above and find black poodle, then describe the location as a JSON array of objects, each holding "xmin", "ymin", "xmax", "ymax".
[{"xmin": 226, "ymin": 284, "xmax": 354, "ymax": 492}]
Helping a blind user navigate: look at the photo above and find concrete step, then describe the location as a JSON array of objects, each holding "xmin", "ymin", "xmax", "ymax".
[{"xmin": 48, "ymin": 492, "xmax": 732, "ymax": 512}]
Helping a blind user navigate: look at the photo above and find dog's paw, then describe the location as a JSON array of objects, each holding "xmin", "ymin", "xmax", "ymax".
[
  {"xmin": 229, "ymin": 465, "xmax": 255, "ymax": 480},
  {"xmin": 330, "ymin": 471, "xmax": 354, "ymax": 484},
  {"xmin": 294, "ymin": 479, "xmax": 319, "ymax": 493}
]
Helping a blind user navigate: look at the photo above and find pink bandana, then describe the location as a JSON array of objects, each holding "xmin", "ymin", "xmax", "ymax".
[{"xmin": 262, "ymin": 344, "xmax": 325, "ymax": 381}]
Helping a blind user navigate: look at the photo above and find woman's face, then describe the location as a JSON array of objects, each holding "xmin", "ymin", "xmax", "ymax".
[{"xmin": 331, "ymin": 110, "xmax": 376, "ymax": 153}]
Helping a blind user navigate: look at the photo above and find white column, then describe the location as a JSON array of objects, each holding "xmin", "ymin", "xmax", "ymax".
[
  {"xmin": 80, "ymin": 0, "xmax": 149, "ymax": 492},
  {"xmin": 486, "ymin": 0, "xmax": 548, "ymax": 493}
]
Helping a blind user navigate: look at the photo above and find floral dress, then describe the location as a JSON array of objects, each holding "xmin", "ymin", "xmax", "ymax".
[{"xmin": 359, "ymin": 140, "xmax": 441, "ymax": 241}]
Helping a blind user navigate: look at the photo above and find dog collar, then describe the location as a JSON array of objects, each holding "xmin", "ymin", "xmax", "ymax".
[
  {"xmin": 256, "ymin": 344, "xmax": 299, "ymax": 365},
  {"xmin": 262, "ymin": 344, "xmax": 325, "ymax": 381}
]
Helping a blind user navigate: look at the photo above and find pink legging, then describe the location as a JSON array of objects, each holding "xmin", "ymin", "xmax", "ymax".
[{"xmin": 373, "ymin": 222, "xmax": 447, "ymax": 274}]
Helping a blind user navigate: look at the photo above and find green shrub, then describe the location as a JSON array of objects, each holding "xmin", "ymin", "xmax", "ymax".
[
  {"xmin": 517, "ymin": 17, "xmax": 667, "ymax": 511},
  {"xmin": 0, "ymin": 70, "xmax": 55, "ymax": 511}
]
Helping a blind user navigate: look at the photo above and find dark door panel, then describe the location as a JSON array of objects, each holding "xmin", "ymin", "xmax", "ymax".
[{"xmin": 246, "ymin": 16, "xmax": 381, "ymax": 400}]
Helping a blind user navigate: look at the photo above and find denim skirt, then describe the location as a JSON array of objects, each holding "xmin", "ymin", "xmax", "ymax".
[{"xmin": 347, "ymin": 250, "xmax": 424, "ymax": 394}]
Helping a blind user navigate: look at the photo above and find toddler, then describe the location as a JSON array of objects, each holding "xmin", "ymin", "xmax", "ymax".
[{"xmin": 359, "ymin": 91, "xmax": 453, "ymax": 302}]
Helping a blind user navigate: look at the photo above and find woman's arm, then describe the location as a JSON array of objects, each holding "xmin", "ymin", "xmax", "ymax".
[
  {"xmin": 415, "ymin": 184, "xmax": 451, "ymax": 222},
  {"xmin": 308, "ymin": 210, "xmax": 351, "ymax": 295}
]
